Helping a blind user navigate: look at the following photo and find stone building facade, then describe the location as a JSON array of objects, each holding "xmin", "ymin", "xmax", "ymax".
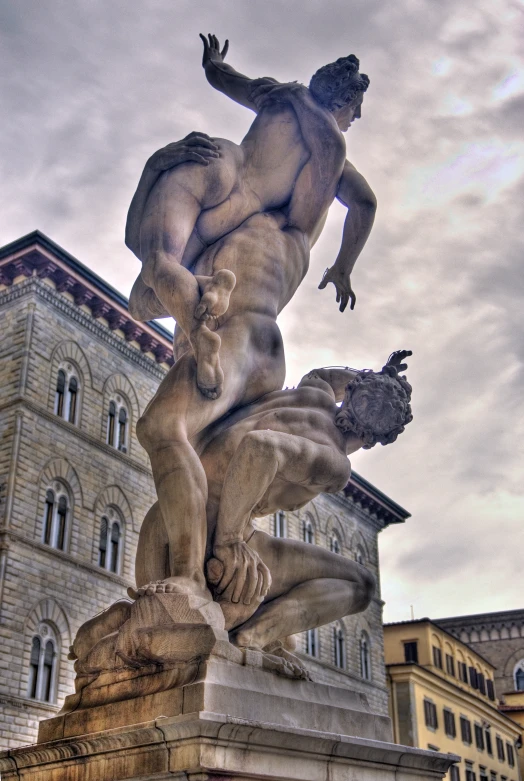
[{"xmin": 0, "ymin": 231, "xmax": 409, "ymax": 749}]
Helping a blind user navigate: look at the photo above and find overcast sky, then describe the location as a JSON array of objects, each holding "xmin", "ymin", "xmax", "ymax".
[{"xmin": 1, "ymin": 0, "xmax": 523, "ymax": 623}]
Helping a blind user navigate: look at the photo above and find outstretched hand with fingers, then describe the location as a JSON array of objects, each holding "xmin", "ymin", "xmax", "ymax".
[{"xmin": 200, "ymin": 33, "xmax": 229, "ymax": 67}]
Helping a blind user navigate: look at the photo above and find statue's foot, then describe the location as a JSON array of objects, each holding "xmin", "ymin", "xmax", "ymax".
[
  {"xmin": 133, "ymin": 577, "xmax": 212, "ymax": 601},
  {"xmin": 193, "ymin": 325, "xmax": 224, "ymax": 399},
  {"xmin": 129, "ymin": 272, "xmax": 168, "ymax": 321},
  {"xmin": 263, "ymin": 641, "xmax": 311, "ymax": 680},
  {"xmin": 195, "ymin": 269, "xmax": 236, "ymax": 321}
]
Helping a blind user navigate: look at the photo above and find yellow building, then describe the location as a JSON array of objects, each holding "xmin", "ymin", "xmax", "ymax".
[
  {"xmin": 385, "ymin": 620, "xmax": 522, "ymax": 781},
  {"xmin": 500, "ymin": 692, "xmax": 524, "ymax": 780}
]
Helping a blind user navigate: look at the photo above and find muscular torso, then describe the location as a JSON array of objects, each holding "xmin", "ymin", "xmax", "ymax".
[{"xmin": 200, "ymin": 385, "xmax": 348, "ymax": 521}]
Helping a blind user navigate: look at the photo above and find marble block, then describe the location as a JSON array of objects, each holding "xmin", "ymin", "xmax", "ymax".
[
  {"xmin": 0, "ymin": 710, "xmax": 459, "ymax": 781},
  {"xmin": 37, "ymin": 653, "xmax": 392, "ymax": 743}
]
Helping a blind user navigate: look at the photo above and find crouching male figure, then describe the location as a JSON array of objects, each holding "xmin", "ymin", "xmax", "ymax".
[{"xmin": 136, "ymin": 352, "xmax": 412, "ymax": 674}]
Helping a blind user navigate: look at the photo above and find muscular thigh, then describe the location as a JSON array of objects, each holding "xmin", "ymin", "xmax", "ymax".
[{"xmin": 248, "ymin": 530, "xmax": 365, "ymax": 599}]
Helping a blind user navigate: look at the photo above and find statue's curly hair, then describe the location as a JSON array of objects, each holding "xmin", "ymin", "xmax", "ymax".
[
  {"xmin": 335, "ymin": 365, "xmax": 413, "ymax": 449},
  {"xmin": 309, "ymin": 54, "xmax": 370, "ymax": 111}
]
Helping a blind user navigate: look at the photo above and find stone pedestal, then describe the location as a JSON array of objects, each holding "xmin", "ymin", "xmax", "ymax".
[{"xmin": 0, "ymin": 656, "xmax": 457, "ymax": 781}]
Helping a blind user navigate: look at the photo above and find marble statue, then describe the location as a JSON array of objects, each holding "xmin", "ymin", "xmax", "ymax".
[
  {"xmin": 66, "ymin": 35, "xmax": 412, "ymax": 696},
  {"xmin": 124, "ymin": 34, "xmax": 376, "ymax": 599},
  {"xmin": 69, "ymin": 353, "xmax": 412, "ymax": 684}
]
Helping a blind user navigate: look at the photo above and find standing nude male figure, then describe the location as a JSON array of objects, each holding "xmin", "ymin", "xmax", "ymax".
[
  {"xmin": 128, "ymin": 36, "xmax": 377, "ymax": 602},
  {"xmin": 126, "ymin": 35, "xmax": 376, "ymax": 396}
]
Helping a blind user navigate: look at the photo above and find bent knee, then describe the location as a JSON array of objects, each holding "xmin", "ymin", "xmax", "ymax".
[{"xmin": 136, "ymin": 409, "xmax": 186, "ymax": 452}]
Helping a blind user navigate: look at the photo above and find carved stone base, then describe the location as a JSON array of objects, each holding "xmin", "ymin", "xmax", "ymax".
[
  {"xmin": 0, "ymin": 710, "xmax": 458, "ymax": 781},
  {"xmin": 37, "ymin": 653, "xmax": 392, "ymax": 743}
]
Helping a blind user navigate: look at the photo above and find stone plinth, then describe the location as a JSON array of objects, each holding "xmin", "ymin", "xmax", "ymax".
[
  {"xmin": 37, "ymin": 654, "xmax": 392, "ymax": 743},
  {"xmin": 0, "ymin": 710, "xmax": 457, "ymax": 781},
  {"xmin": 0, "ymin": 657, "xmax": 458, "ymax": 781}
]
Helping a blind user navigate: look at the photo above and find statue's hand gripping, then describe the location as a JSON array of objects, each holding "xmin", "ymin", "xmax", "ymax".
[
  {"xmin": 147, "ymin": 132, "xmax": 219, "ymax": 173},
  {"xmin": 208, "ymin": 541, "xmax": 272, "ymax": 606}
]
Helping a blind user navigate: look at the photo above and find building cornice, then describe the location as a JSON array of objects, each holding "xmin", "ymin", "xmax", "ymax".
[
  {"xmin": 0, "ymin": 232, "xmax": 173, "ymax": 367},
  {"xmin": 384, "ymin": 619, "xmax": 496, "ymax": 669},
  {"xmin": 0, "ymin": 277, "xmax": 169, "ymax": 380},
  {"xmin": 0, "ymin": 396, "xmax": 153, "ymax": 478},
  {"xmin": 387, "ymin": 662, "xmax": 522, "ymax": 734},
  {"xmin": 0, "ymin": 529, "xmax": 133, "ymax": 591},
  {"xmin": 342, "ymin": 471, "xmax": 410, "ymax": 529}
]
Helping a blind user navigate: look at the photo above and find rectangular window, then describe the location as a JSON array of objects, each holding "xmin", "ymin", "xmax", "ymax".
[
  {"xmin": 433, "ymin": 646, "xmax": 443, "ymax": 669},
  {"xmin": 478, "ymin": 672, "xmax": 486, "ymax": 695},
  {"xmin": 469, "ymin": 667, "xmax": 479, "ymax": 689},
  {"xmin": 486, "ymin": 680, "xmax": 495, "ymax": 701},
  {"xmin": 461, "ymin": 716, "xmax": 473, "ymax": 745},
  {"xmin": 306, "ymin": 628, "xmax": 319, "ymax": 657},
  {"xmin": 444, "ymin": 709, "xmax": 457, "ymax": 738},
  {"xmin": 451, "ymin": 765, "xmax": 461, "ymax": 781},
  {"xmin": 404, "ymin": 641, "xmax": 418, "ymax": 663},
  {"xmin": 459, "ymin": 662, "xmax": 469, "ymax": 683},
  {"xmin": 466, "ymin": 763, "xmax": 477, "ymax": 781},
  {"xmin": 490, "ymin": 772, "xmax": 497, "ymax": 781},
  {"xmin": 424, "ymin": 699, "xmax": 438, "ymax": 730},
  {"xmin": 485, "ymin": 729, "xmax": 493, "ymax": 756},
  {"xmin": 475, "ymin": 724, "xmax": 485, "ymax": 751},
  {"xmin": 446, "ymin": 654, "xmax": 456, "ymax": 676},
  {"xmin": 479, "ymin": 767, "xmax": 488, "ymax": 781},
  {"xmin": 506, "ymin": 744, "xmax": 514, "ymax": 768},
  {"xmin": 496, "ymin": 737, "xmax": 505, "ymax": 762}
]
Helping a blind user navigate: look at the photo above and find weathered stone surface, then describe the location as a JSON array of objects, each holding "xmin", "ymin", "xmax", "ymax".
[{"xmin": 0, "ymin": 711, "xmax": 458, "ymax": 781}]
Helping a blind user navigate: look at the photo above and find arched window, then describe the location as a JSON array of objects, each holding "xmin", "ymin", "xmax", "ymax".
[
  {"xmin": 27, "ymin": 624, "xmax": 58, "ymax": 703},
  {"xmin": 106, "ymin": 401, "xmax": 116, "ymax": 446},
  {"xmin": 98, "ymin": 510, "xmax": 122, "ymax": 574},
  {"xmin": 303, "ymin": 519, "xmax": 314, "ymax": 544},
  {"xmin": 355, "ymin": 545, "xmax": 365, "ymax": 565},
  {"xmin": 54, "ymin": 370, "xmax": 66, "ymax": 417},
  {"xmin": 42, "ymin": 484, "xmax": 69, "ymax": 551},
  {"xmin": 54, "ymin": 365, "xmax": 80, "ymax": 425},
  {"xmin": 329, "ymin": 534, "xmax": 341, "ymax": 554},
  {"xmin": 67, "ymin": 376, "xmax": 78, "ymax": 424},
  {"xmin": 333, "ymin": 624, "xmax": 346, "ymax": 669},
  {"xmin": 360, "ymin": 631, "xmax": 371, "ymax": 680},
  {"xmin": 118, "ymin": 407, "xmax": 128, "ymax": 452},
  {"xmin": 274, "ymin": 510, "xmax": 286, "ymax": 538},
  {"xmin": 106, "ymin": 398, "xmax": 129, "ymax": 452},
  {"xmin": 514, "ymin": 661, "xmax": 524, "ymax": 691},
  {"xmin": 306, "ymin": 628, "xmax": 319, "ymax": 657}
]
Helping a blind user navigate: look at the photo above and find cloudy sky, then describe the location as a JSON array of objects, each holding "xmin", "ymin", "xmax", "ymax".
[{"xmin": 1, "ymin": 0, "xmax": 523, "ymax": 623}]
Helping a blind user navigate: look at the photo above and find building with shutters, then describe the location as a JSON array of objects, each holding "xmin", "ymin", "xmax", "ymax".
[
  {"xmin": 0, "ymin": 230, "xmax": 409, "ymax": 748},
  {"xmin": 437, "ymin": 609, "xmax": 524, "ymax": 779},
  {"xmin": 384, "ymin": 619, "xmax": 522, "ymax": 781}
]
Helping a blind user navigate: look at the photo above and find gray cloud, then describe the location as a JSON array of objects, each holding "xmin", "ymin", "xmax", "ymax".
[{"xmin": 0, "ymin": 0, "xmax": 522, "ymax": 622}]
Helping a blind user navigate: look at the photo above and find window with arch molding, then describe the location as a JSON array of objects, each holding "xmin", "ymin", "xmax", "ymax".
[
  {"xmin": 355, "ymin": 545, "xmax": 365, "ymax": 565},
  {"xmin": 27, "ymin": 622, "xmax": 59, "ymax": 703},
  {"xmin": 42, "ymin": 482, "xmax": 70, "ymax": 551},
  {"xmin": 54, "ymin": 364, "xmax": 80, "ymax": 424},
  {"xmin": 106, "ymin": 396, "xmax": 129, "ymax": 453},
  {"xmin": 333, "ymin": 623, "xmax": 346, "ymax": 669},
  {"xmin": 360, "ymin": 631, "xmax": 371, "ymax": 680},
  {"xmin": 98, "ymin": 507, "xmax": 123, "ymax": 574},
  {"xmin": 303, "ymin": 519, "xmax": 314, "ymax": 544},
  {"xmin": 274, "ymin": 510, "xmax": 286, "ymax": 538},
  {"xmin": 305, "ymin": 628, "xmax": 319, "ymax": 657},
  {"xmin": 329, "ymin": 533, "xmax": 341, "ymax": 554},
  {"xmin": 514, "ymin": 660, "xmax": 524, "ymax": 691}
]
